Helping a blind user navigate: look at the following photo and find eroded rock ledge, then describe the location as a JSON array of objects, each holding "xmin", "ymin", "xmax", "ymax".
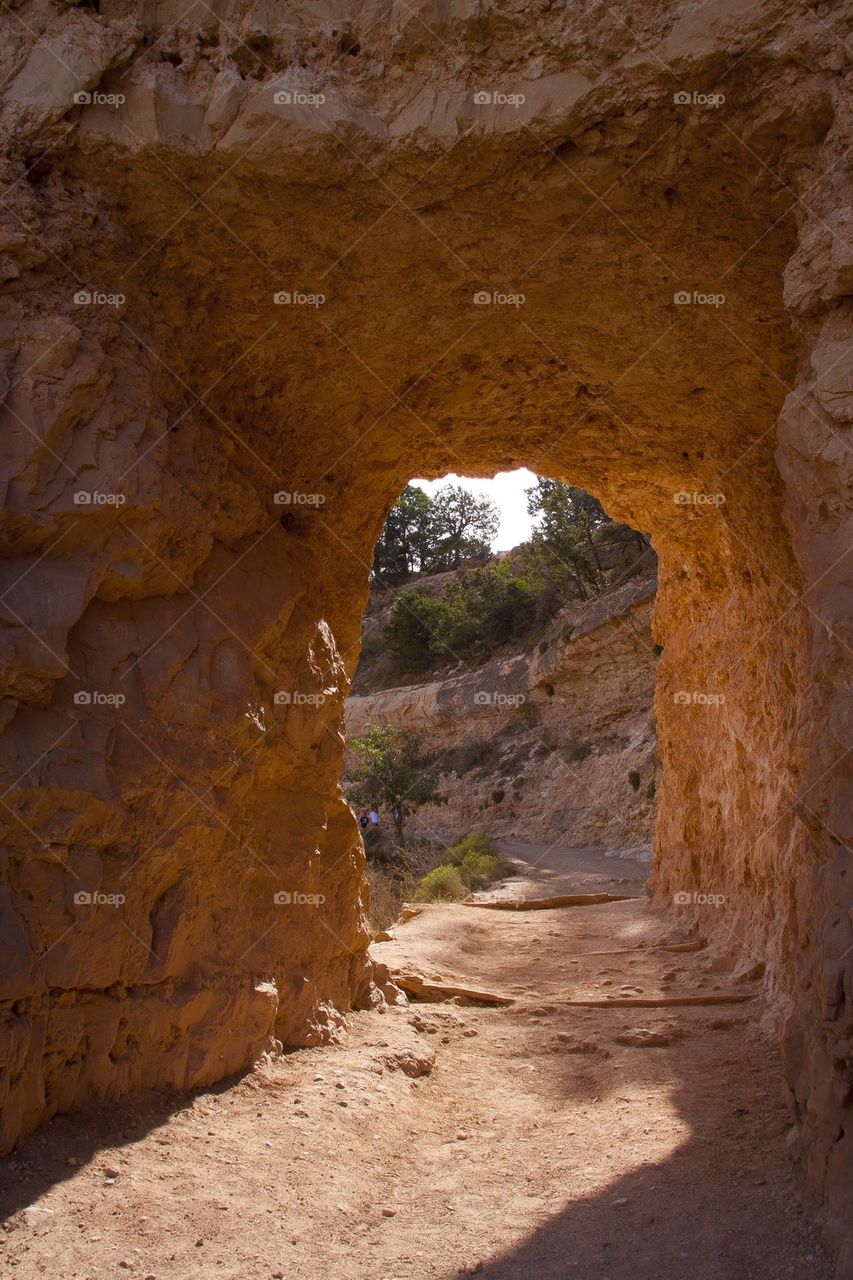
[
  {"xmin": 0, "ymin": 0, "xmax": 850, "ymax": 1269},
  {"xmin": 347, "ymin": 573, "xmax": 658, "ymax": 853}
]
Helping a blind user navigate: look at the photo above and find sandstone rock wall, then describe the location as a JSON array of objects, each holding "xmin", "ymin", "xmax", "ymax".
[
  {"xmin": 0, "ymin": 0, "xmax": 850, "ymax": 1267},
  {"xmin": 347, "ymin": 575, "xmax": 658, "ymax": 855}
]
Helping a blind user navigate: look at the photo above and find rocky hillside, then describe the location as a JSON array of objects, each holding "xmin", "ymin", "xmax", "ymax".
[{"xmin": 347, "ymin": 564, "xmax": 658, "ymax": 858}]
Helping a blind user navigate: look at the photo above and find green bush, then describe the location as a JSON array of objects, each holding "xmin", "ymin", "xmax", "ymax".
[
  {"xmin": 414, "ymin": 865, "xmax": 466, "ymax": 901},
  {"xmin": 383, "ymin": 562, "xmax": 538, "ymax": 671},
  {"xmin": 414, "ymin": 835, "xmax": 513, "ymax": 899},
  {"xmin": 383, "ymin": 590, "xmax": 449, "ymax": 669},
  {"xmin": 457, "ymin": 851, "xmax": 514, "ymax": 889},
  {"xmin": 436, "ymin": 563, "xmax": 537, "ymax": 655},
  {"xmin": 446, "ymin": 832, "xmax": 495, "ymax": 863}
]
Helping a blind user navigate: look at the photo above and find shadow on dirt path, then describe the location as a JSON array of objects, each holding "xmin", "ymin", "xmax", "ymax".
[
  {"xmin": 492, "ymin": 839, "xmax": 649, "ymax": 899},
  {"xmin": 0, "ymin": 848, "xmax": 830, "ymax": 1279}
]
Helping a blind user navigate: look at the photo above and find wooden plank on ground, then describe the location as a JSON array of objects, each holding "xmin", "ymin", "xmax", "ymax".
[
  {"xmin": 391, "ymin": 971, "xmax": 515, "ymax": 1006},
  {"xmin": 547, "ymin": 993, "xmax": 754, "ymax": 1007},
  {"xmin": 464, "ymin": 893, "xmax": 635, "ymax": 911}
]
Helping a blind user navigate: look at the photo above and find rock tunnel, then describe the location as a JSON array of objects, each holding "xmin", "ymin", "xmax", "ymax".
[{"xmin": 0, "ymin": 0, "xmax": 850, "ymax": 1269}]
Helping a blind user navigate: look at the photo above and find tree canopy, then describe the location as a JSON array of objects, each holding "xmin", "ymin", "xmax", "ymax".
[
  {"xmin": 384, "ymin": 561, "xmax": 538, "ymax": 669},
  {"xmin": 373, "ymin": 482, "xmax": 499, "ymax": 581},
  {"xmin": 347, "ymin": 725, "xmax": 443, "ymax": 834},
  {"xmin": 522, "ymin": 478, "xmax": 607, "ymax": 599},
  {"xmin": 370, "ymin": 476, "xmax": 655, "ymax": 677},
  {"xmin": 372, "ymin": 485, "xmax": 434, "ymax": 581}
]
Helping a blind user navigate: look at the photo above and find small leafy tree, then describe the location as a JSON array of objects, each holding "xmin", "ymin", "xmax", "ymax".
[
  {"xmin": 383, "ymin": 590, "xmax": 449, "ymax": 669},
  {"xmin": 426, "ymin": 484, "xmax": 500, "ymax": 570},
  {"xmin": 347, "ymin": 725, "xmax": 443, "ymax": 836},
  {"xmin": 522, "ymin": 479, "xmax": 655, "ymax": 611},
  {"xmin": 372, "ymin": 482, "xmax": 500, "ymax": 582},
  {"xmin": 372, "ymin": 484, "xmax": 434, "ymax": 582},
  {"xmin": 432, "ymin": 562, "xmax": 537, "ymax": 656},
  {"xmin": 524, "ymin": 478, "xmax": 608, "ymax": 599}
]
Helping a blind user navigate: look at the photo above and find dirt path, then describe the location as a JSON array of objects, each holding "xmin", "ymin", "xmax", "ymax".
[
  {"xmin": 491, "ymin": 840, "xmax": 649, "ymax": 899},
  {"xmin": 0, "ymin": 853, "xmax": 829, "ymax": 1280}
]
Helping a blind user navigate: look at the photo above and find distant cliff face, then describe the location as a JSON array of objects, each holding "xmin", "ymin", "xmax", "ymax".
[{"xmin": 347, "ymin": 574, "xmax": 658, "ymax": 857}]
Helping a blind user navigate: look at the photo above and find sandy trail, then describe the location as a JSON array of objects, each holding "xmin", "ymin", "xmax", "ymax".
[
  {"xmin": 491, "ymin": 841, "xmax": 649, "ymax": 900},
  {"xmin": 0, "ymin": 851, "xmax": 828, "ymax": 1280}
]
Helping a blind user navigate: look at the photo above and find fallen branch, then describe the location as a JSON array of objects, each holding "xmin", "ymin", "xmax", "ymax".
[
  {"xmin": 547, "ymin": 993, "xmax": 754, "ymax": 1008},
  {"xmin": 391, "ymin": 971, "xmax": 515, "ymax": 1006},
  {"xmin": 554, "ymin": 943, "xmax": 705, "ymax": 958},
  {"xmin": 464, "ymin": 893, "xmax": 634, "ymax": 911},
  {"xmin": 557, "ymin": 947, "xmax": 652, "ymax": 958}
]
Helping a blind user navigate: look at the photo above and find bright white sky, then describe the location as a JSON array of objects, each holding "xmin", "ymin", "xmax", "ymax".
[{"xmin": 411, "ymin": 468, "xmax": 538, "ymax": 552}]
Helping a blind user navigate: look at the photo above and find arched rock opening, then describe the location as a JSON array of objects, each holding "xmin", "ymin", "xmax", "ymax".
[{"xmin": 0, "ymin": 1, "xmax": 849, "ymax": 1267}]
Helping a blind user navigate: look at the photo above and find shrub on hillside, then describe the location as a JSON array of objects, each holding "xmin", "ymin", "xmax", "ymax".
[
  {"xmin": 457, "ymin": 852, "xmax": 514, "ymax": 890},
  {"xmin": 434, "ymin": 563, "xmax": 537, "ymax": 656},
  {"xmin": 415, "ymin": 865, "xmax": 467, "ymax": 901},
  {"xmin": 365, "ymin": 836, "xmax": 456, "ymax": 928},
  {"xmin": 384, "ymin": 590, "xmax": 450, "ymax": 669},
  {"xmin": 415, "ymin": 834, "xmax": 514, "ymax": 900},
  {"xmin": 445, "ymin": 832, "xmax": 495, "ymax": 863},
  {"xmin": 443, "ymin": 738, "xmax": 495, "ymax": 776},
  {"xmin": 383, "ymin": 563, "xmax": 538, "ymax": 671}
]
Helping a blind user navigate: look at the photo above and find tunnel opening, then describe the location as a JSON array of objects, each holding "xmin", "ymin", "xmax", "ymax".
[
  {"xmin": 343, "ymin": 469, "xmax": 660, "ymax": 928},
  {"xmin": 0, "ymin": 365, "xmax": 826, "ymax": 1251}
]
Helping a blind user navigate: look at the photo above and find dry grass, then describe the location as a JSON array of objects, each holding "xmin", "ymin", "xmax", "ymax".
[{"xmin": 364, "ymin": 835, "xmax": 449, "ymax": 929}]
